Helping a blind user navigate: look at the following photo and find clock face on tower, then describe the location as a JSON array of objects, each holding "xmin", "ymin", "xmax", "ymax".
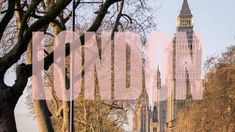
[{"xmin": 177, "ymin": 55, "xmax": 193, "ymax": 71}]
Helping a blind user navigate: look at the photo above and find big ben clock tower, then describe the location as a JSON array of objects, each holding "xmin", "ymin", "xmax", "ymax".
[{"xmin": 165, "ymin": 0, "xmax": 202, "ymax": 131}]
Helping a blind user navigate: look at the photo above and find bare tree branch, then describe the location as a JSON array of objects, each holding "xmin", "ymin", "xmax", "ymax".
[{"xmin": 0, "ymin": 0, "xmax": 15, "ymax": 40}]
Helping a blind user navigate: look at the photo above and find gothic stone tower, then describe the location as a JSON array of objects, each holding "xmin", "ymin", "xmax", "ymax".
[{"xmin": 165, "ymin": 0, "xmax": 202, "ymax": 131}]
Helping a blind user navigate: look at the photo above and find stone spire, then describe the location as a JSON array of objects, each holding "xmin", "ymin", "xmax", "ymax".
[
  {"xmin": 176, "ymin": 0, "xmax": 193, "ymax": 29},
  {"xmin": 152, "ymin": 102, "xmax": 158, "ymax": 123},
  {"xmin": 185, "ymin": 68, "xmax": 192, "ymax": 103},
  {"xmin": 179, "ymin": 0, "xmax": 192, "ymax": 17},
  {"xmin": 157, "ymin": 66, "xmax": 161, "ymax": 90}
]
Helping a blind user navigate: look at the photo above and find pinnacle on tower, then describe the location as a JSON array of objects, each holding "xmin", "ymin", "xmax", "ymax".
[
  {"xmin": 152, "ymin": 102, "xmax": 158, "ymax": 123},
  {"xmin": 185, "ymin": 68, "xmax": 192, "ymax": 101},
  {"xmin": 157, "ymin": 66, "xmax": 160, "ymax": 74},
  {"xmin": 179, "ymin": 0, "xmax": 192, "ymax": 17},
  {"xmin": 157, "ymin": 66, "xmax": 161, "ymax": 89}
]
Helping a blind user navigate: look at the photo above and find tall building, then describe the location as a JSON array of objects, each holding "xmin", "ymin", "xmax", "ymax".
[
  {"xmin": 165, "ymin": 0, "xmax": 202, "ymax": 131},
  {"xmin": 133, "ymin": 66, "xmax": 167, "ymax": 132},
  {"xmin": 133, "ymin": 61, "xmax": 160, "ymax": 132},
  {"xmin": 133, "ymin": 0, "xmax": 202, "ymax": 131}
]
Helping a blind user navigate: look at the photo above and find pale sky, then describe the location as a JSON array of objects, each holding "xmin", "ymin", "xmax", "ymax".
[
  {"xmin": 9, "ymin": 0, "xmax": 235, "ymax": 131},
  {"xmin": 153, "ymin": 0, "xmax": 235, "ymax": 62}
]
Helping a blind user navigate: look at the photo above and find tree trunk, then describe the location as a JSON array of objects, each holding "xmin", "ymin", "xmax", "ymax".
[
  {"xmin": 0, "ymin": 88, "xmax": 17, "ymax": 132},
  {"xmin": 62, "ymin": 101, "xmax": 70, "ymax": 132},
  {"xmin": 33, "ymin": 100, "xmax": 54, "ymax": 132},
  {"xmin": 0, "ymin": 105, "xmax": 17, "ymax": 132}
]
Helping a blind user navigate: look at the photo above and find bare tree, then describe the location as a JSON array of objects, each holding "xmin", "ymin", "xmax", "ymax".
[
  {"xmin": 0, "ymin": 0, "xmax": 157, "ymax": 131},
  {"xmin": 175, "ymin": 46, "xmax": 235, "ymax": 131}
]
